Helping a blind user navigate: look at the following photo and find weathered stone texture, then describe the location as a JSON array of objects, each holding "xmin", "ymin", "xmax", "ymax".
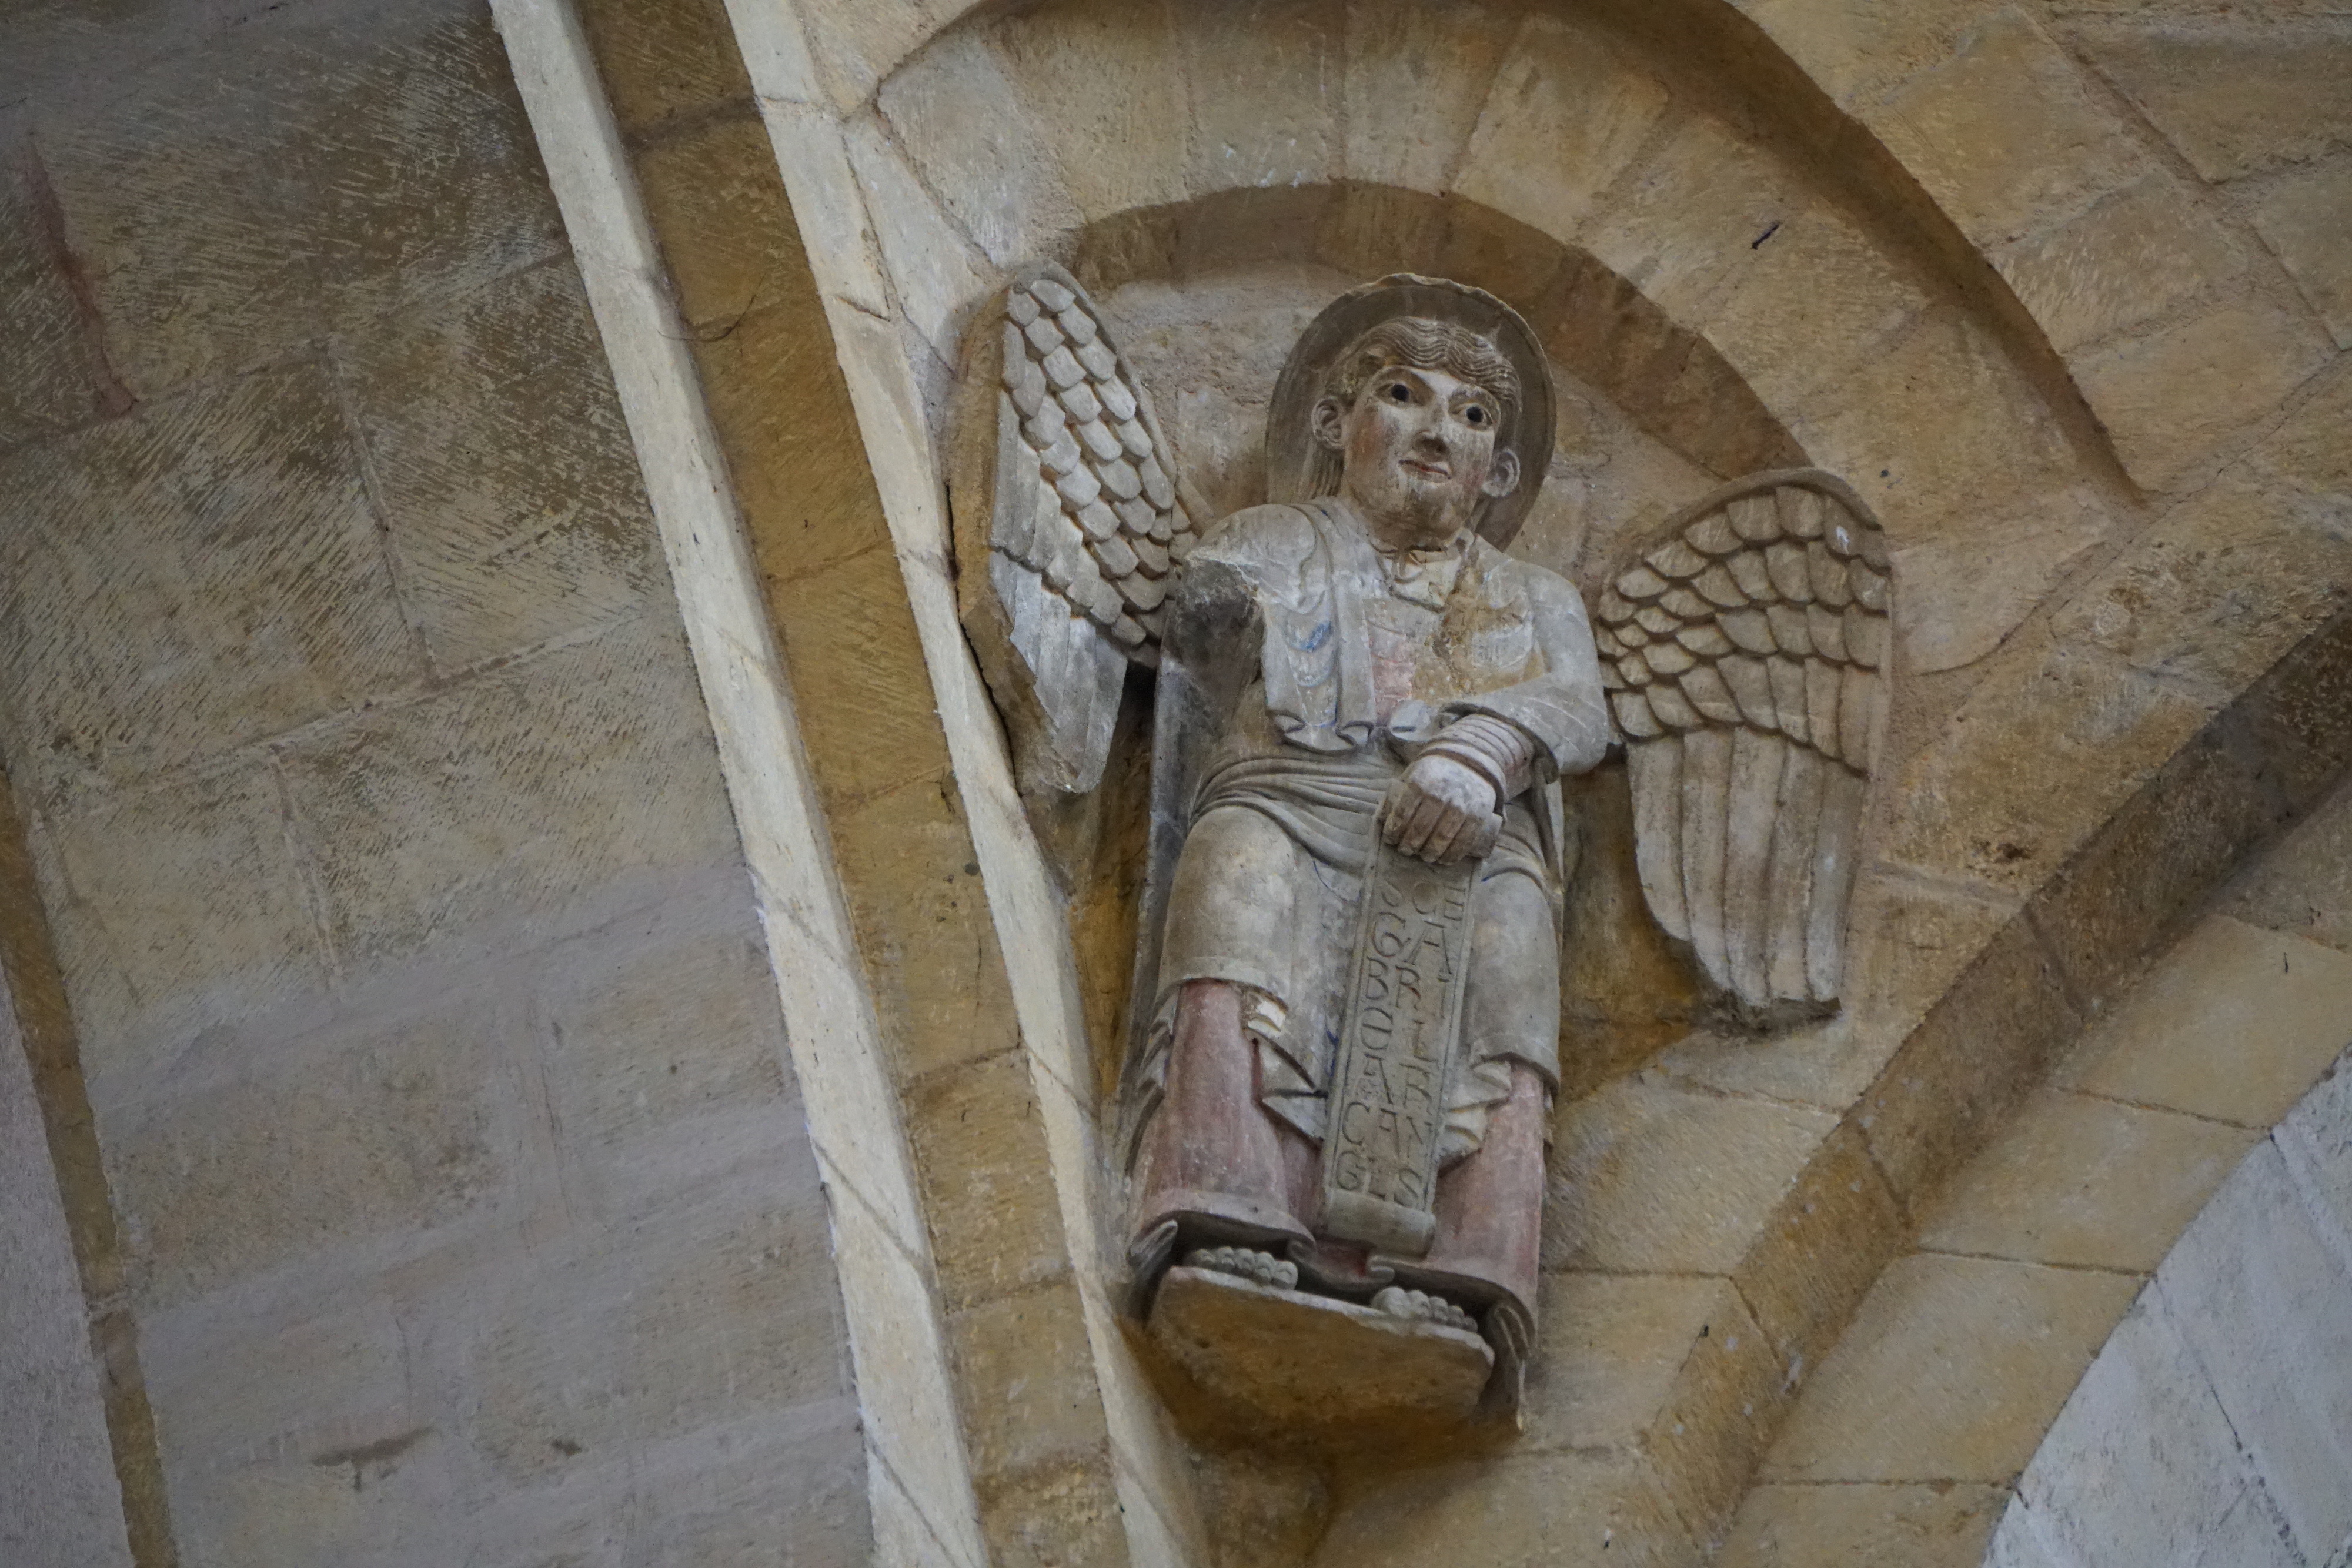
[
  {"xmin": 2073, "ymin": 290, "xmax": 2334, "ymax": 492},
  {"xmin": 0, "ymin": 360, "xmax": 422, "ymax": 801},
  {"xmin": 0, "ymin": 2, "xmax": 869, "ymax": 1564},
  {"xmin": 632, "ymin": 109, "xmax": 809, "ymax": 334},
  {"xmin": 1886, "ymin": 630, "xmax": 2217, "ymax": 890},
  {"xmin": 0, "ymin": 985, "xmax": 135, "ymax": 1568},
  {"xmin": 115, "ymin": 996, "xmax": 508, "ymax": 1309},
  {"xmin": 985, "ymin": 0, "xmax": 1189, "ymax": 225},
  {"xmin": 1544, "ymin": 1072, "xmax": 1836, "ymax": 1273},
  {"xmin": 36, "ymin": 761, "xmax": 335, "ymax": 1102},
  {"xmin": 335, "ymin": 260, "xmax": 665, "ymax": 671},
  {"xmin": 1310, "ymin": 1450, "xmax": 1698, "ymax": 1568},
  {"xmin": 2157, "ymin": 1141, "xmax": 2352, "ymax": 1558},
  {"xmin": 1995, "ymin": 171, "xmax": 2244, "ymax": 356},
  {"xmin": 574, "ymin": 0, "xmax": 751, "ymax": 138},
  {"xmin": 1178, "ymin": 0, "xmax": 1343, "ymax": 196},
  {"xmin": 2054, "ymin": 914, "xmax": 2352, "ymax": 1128},
  {"xmin": 34, "ymin": 0, "xmax": 565, "ymax": 400},
  {"xmin": 1698, "ymin": 198, "xmax": 1930, "ymax": 415},
  {"xmin": 1523, "ymin": 1273, "xmax": 1731, "ymax": 1452},
  {"xmin": 1872, "ymin": 10, "xmax": 2144, "ymax": 245},
  {"xmin": 1892, "ymin": 486, "xmax": 2113, "ymax": 676},
  {"xmin": 844, "ymin": 118, "xmax": 991, "ymax": 355},
  {"xmin": 878, "ymin": 28, "xmax": 1081, "ymax": 270},
  {"xmin": 1859, "ymin": 917, "xmax": 2083, "ymax": 1211},
  {"xmin": 1732, "ymin": 1124, "xmax": 1907, "ymax": 1372},
  {"xmin": 1990, "ymin": 1061, "xmax": 2352, "ymax": 1566},
  {"xmin": 1453, "ymin": 14, "xmax": 1670, "ymax": 244},
  {"xmin": 1338, "ymin": 0, "xmax": 1516, "ymax": 195},
  {"xmin": 532, "ymin": 923, "xmax": 797, "ymax": 1194},
  {"xmin": 2224, "ymin": 775, "xmax": 2352, "ymax": 952},
  {"xmin": 0, "ymin": 133, "xmax": 125, "ymax": 447},
  {"xmin": 2252, "ymin": 158, "xmax": 2352, "ymax": 348},
  {"xmin": 278, "ymin": 614, "xmax": 739, "ymax": 975},
  {"xmin": 1760, "ymin": 1253, "xmax": 2138, "ymax": 1483},
  {"xmin": 2071, "ymin": 21, "xmax": 2352, "ymax": 181},
  {"xmin": 907, "ymin": 1049, "xmax": 1071, "ymax": 1310},
  {"xmin": 2052, "ymin": 477, "xmax": 2352, "ymax": 699},
  {"xmin": 1717, "ymin": 1482, "xmax": 2006, "ymax": 1567},
  {"xmin": 1916, "ymin": 1089, "xmax": 2257, "ymax": 1270},
  {"xmin": 472, "ymin": 1193, "xmax": 850, "ymax": 1484},
  {"xmin": 2017, "ymin": 1290, "xmax": 2291, "ymax": 1567}
]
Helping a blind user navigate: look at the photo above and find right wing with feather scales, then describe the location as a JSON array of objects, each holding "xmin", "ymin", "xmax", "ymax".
[
  {"xmin": 950, "ymin": 265, "xmax": 1198, "ymax": 796},
  {"xmin": 1594, "ymin": 470, "xmax": 1892, "ymax": 1018}
]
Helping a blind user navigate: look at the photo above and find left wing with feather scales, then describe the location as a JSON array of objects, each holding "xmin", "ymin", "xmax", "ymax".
[{"xmin": 951, "ymin": 265, "xmax": 1198, "ymax": 796}]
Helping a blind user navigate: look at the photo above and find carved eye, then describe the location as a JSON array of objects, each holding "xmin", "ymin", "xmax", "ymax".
[
  {"xmin": 1464, "ymin": 405, "xmax": 1487, "ymax": 426},
  {"xmin": 1386, "ymin": 382, "xmax": 1411, "ymax": 403}
]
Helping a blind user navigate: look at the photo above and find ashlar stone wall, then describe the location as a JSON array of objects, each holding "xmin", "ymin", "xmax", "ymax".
[
  {"xmin": 0, "ymin": 2, "xmax": 866, "ymax": 1563},
  {"xmin": 1724, "ymin": 767, "xmax": 2352, "ymax": 1565},
  {"xmin": 4, "ymin": 1, "xmax": 2344, "ymax": 1564},
  {"xmin": 734, "ymin": 0, "xmax": 2352, "ymax": 1563}
]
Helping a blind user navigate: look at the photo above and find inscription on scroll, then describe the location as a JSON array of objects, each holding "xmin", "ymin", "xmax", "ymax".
[{"xmin": 1319, "ymin": 840, "xmax": 1476, "ymax": 1256}]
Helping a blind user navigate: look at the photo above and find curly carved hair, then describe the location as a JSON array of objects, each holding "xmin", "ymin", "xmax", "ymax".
[
  {"xmin": 1324, "ymin": 317, "xmax": 1521, "ymax": 426},
  {"xmin": 1306, "ymin": 317, "xmax": 1521, "ymax": 499}
]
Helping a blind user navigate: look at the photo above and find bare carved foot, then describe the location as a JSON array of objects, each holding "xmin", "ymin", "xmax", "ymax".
[
  {"xmin": 1185, "ymin": 1245, "xmax": 1299, "ymax": 1290},
  {"xmin": 1371, "ymin": 1285, "xmax": 1476, "ymax": 1333}
]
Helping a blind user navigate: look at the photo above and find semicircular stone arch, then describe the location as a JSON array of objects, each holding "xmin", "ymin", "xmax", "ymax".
[
  {"xmin": 1720, "ymin": 754, "xmax": 2352, "ymax": 1566},
  {"xmin": 751, "ymin": 0, "xmax": 2352, "ymax": 1560},
  {"xmin": 1987, "ymin": 1049, "xmax": 2352, "ymax": 1568}
]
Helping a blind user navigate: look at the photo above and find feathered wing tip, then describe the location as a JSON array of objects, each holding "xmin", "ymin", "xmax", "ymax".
[
  {"xmin": 1596, "ymin": 470, "xmax": 1893, "ymax": 1018},
  {"xmin": 951, "ymin": 265, "xmax": 1201, "ymax": 795}
]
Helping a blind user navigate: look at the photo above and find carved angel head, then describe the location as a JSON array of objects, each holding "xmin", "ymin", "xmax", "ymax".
[
  {"xmin": 1307, "ymin": 319, "xmax": 1525, "ymax": 551},
  {"xmin": 1268, "ymin": 275, "xmax": 1555, "ymax": 552}
]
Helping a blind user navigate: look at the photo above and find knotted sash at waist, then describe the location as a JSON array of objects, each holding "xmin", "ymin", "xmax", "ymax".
[{"xmin": 1189, "ymin": 750, "xmax": 1395, "ymax": 875}]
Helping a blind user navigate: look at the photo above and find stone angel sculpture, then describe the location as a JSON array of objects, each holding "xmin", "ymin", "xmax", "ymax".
[{"xmin": 951, "ymin": 269, "xmax": 1890, "ymax": 1433}]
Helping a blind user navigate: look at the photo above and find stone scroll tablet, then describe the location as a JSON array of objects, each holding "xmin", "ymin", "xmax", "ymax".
[{"xmin": 1318, "ymin": 838, "xmax": 1477, "ymax": 1256}]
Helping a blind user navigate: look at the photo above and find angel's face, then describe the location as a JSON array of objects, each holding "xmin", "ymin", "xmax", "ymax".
[{"xmin": 1318, "ymin": 362, "xmax": 1521, "ymax": 549}]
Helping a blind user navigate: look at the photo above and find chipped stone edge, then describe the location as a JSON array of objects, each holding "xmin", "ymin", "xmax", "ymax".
[
  {"xmin": 725, "ymin": 2, "xmax": 1210, "ymax": 1563},
  {"xmin": 483, "ymin": 4, "xmax": 986, "ymax": 1563}
]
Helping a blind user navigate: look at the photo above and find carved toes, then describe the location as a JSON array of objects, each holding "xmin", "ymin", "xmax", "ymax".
[
  {"xmin": 1185, "ymin": 1245, "xmax": 1299, "ymax": 1290},
  {"xmin": 1371, "ymin": 1286, "xmax": 1478, "ymax": 1333}
]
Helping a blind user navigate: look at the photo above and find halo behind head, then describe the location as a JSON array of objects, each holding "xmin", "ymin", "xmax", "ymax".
[{"xmin": 1267, "ymin": 274, "xmax": 1556, "ymax": 549}]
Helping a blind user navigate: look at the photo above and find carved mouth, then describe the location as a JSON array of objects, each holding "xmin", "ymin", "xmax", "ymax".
[{"xmin": 1402, "ymin": 460, "xmax": 1451, "ymax": 480}]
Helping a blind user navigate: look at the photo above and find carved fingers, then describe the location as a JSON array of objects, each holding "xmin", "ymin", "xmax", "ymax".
[{"xmin": 1383, "ymin": 754, "xmax": 1502, "ymax": 865}]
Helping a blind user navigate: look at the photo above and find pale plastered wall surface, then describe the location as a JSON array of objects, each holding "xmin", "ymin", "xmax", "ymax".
[
  {"xmin": 0, "ymin": 1, "xmax": 868, "ymax": 1563},
  {"xmin": 1976, "ymin": 784, "xmax": 2352, "ymax": 1568},
  {"xmin": 1726, "ymin": 775, "xmax": 2352, "ymax": 1565},
  {"xmin": 1990, "ymin": 1046, "xmax": 2352, "ymax": 1568},
  {"xmin": 0, "ymin": 965, "xmax": 133, "ymax": 1568}
]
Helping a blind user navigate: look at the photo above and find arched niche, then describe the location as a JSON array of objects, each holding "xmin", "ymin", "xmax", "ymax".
[{"xmin": 985, "ymin": 181, "xmax": 1818, "ymax": 1106}]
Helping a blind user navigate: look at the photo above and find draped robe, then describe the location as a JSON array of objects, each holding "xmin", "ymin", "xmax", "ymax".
[{"xmin": 1128, "ymin": 499, "xmax": 1611, "ymax": 1175}]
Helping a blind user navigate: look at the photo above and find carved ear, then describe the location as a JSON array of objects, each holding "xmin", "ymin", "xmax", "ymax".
[
  {"xmin": 1481, "ymin": 447, "xmax": 1521, "ymax": 500},
  {"xmin": 1311, "ymin": 395, "xmax": 1348, "ymax": 452}
]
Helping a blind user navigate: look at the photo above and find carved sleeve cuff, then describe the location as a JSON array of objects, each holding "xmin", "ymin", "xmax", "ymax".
[{"xmin": 1422, "ymin": 713, "xmax": 1539, "ymax": 801}]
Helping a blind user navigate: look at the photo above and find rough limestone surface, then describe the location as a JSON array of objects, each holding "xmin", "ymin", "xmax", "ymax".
[
  {"xmin": 0, "ymin": 983, "xmax": 134, "ymax": 1568},
  {"xmin": 3, "ymin": 0, "xmax": 2349, "ymax": 1565},
  {"xmin": 0, "ymin": 2, "xmax": 866, "ymax": 1564},
  {"xmin": 1729, "ymin": 804, "xmax": 2352, "ymax": 1567}
]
